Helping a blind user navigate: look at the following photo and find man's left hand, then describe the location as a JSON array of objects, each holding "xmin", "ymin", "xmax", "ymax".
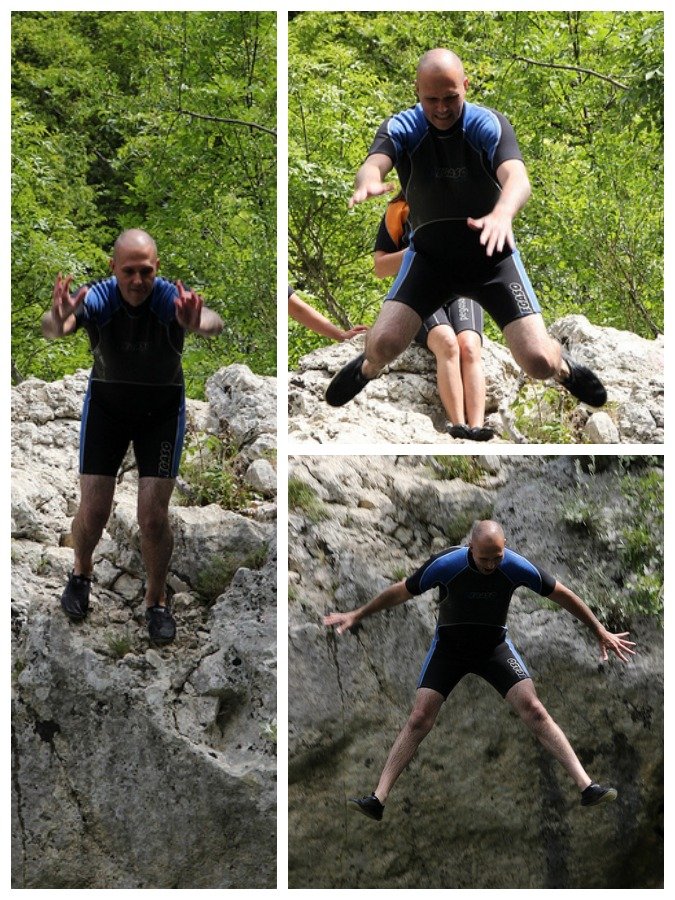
[
  {"xmin": 467, "ymin": 210, "xmax": 515, "ymax": 258},
  {"xmin": 597, "ymin": 628, "xmax": 637, "ymax": 663},
  {"xmin": 174, "ymin": 279, "xmax": 203, "ymax": 331}
]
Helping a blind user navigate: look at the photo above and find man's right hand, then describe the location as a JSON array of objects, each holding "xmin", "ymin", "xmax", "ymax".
[
  {"xmin": 49, "ymin": 274, "xmax": 87, "ymax": 335},
  {"xmin": 323, "ymin": 610, "xmax": 361, "ymax": 635},
  {"xmin": 348, "ymin": 180, "xmax": 395, "ymax": 209}
]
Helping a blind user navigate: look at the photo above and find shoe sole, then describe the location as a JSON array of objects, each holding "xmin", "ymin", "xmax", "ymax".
[{"xmin": 582, "ymin": 788, "xmax": 618, "ymax": 807}]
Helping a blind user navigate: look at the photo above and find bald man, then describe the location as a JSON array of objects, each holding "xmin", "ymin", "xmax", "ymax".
[
  {"xmin": 324, "ymin": 520, "xmax": 635, "ymax": 819},
  {"xmin": 42, "ymin": 229, "xmax": 223, "ymax": 644},
  {"xmin": 326, "ymin": 49, "xmax": 607, "ymax": 414}
]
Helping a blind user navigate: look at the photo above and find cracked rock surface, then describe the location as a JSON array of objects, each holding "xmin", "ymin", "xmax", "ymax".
[{"xmin": 11, "ymin": 367, "xmax": 277, "ymax": 889}]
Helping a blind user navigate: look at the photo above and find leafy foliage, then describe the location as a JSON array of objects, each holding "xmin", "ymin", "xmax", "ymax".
[
  {"xmin": 12, "ymin": 12, "xmax": 276, "ymax": 393},
  {"xmin": 289, "ymin": 12, "xmax": 663, "ymax": 365}
]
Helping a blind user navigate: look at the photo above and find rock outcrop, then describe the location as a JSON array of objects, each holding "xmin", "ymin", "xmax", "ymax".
[
  {"xmin": 288, "ymin": 455, "xmax": 663, "ymax": 889},
  {"xmin": 288, "ymin": 315, "xmax": 663, "ymax": 445},
  {"xmin": 11, "ymin": 366, "xmax": 277, "ymax": 889}
]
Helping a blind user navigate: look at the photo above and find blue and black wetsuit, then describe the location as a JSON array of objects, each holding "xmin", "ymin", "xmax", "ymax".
[
  {"xmin": 374, "ymin": 197, "xmax": 484, "ymax": 349},
  {"xmin": 74, "ymin": 276, "xmax": 186, "ymax": 478},
  {"xmin": 405, "ymin": 545, "xmax": 556, "ymax": 697},
  {"xmin": 367, "ymin": 101, "xmax": 541, "ymax": 329}
]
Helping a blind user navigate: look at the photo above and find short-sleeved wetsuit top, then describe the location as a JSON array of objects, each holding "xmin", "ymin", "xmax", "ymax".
[
  {"xmin": 405, "ymin": 545, "xmax": 556, "ymax": 697},
  {"xmin": 374, "ymin": 198, "xmax": 484, "ymax": 347},
  {"xmin": 366, "ymin": 102, "xmax": 541, "ymax": 329},
  {"xmin": 74, "ymin": 276, "xmax": 186, "ymax": 478}
]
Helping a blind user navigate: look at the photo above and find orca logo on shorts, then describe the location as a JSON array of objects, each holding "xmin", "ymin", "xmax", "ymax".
[
  {"xmin": 507, "ymin": 657, "xmax": 527, "ymax": 678},
  {"xmin": 509, "ymin": 282, "xmax": 532, "ymax": 315},
  {"xmin": 158, "ymin": 441, "xmax": 173, "ymax": 477},
  {"xmin": 456, "ymin": 297, "xmax": 470, "ymax": 321}
]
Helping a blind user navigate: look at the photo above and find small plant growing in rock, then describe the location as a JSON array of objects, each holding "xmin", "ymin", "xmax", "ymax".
[
  {"xmin": 106, "ymin": 634, "xmax": 132, "ymax": 659},
  {"xmin": 195, "ymin": 547, "xmax": 267, "ymax": 603},
  {"xmin": 288, "ymin": 479, "xmax": 329, "ymax": 522},
  {"xmin": 177, "ymin": 432, "xmax": 254, "ymax": 511},
  {"xmin": 513, "ymin": 386, "xmax": 575, "ymax": 444},
  {"xmin": 429, "ymin": 456, "xmax": 484, "ymax": 484}
]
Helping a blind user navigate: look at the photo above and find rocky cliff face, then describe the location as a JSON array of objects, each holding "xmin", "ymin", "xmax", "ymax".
[
  {"xmin": 288, "ymin": 315, "xmax": 663, "ymax": 445},
  {"xmin": 11, "ymin": 366, "xmax": 277, "ymax": 889},
  {"xmin": 288, "ymin": 455, "xmax": 663, "ymax": 889}
]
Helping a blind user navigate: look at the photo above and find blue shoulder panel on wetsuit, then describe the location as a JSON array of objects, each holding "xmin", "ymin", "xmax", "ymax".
[
  {"xmin": 82, "ymin": 278, "xmax": 121, "ymax": 328},
  {"xmin": 150, "ymin": 277, "xmax": 178, "ymax": 323},
  {"xmin": 463, "ymin": 102, "xmax": 502, "ymax": 168},
  {"xmin": 418, "ymin": 547, "xmax": 469, "ymax": 594},
  {"xmin": 499, "ymin": 548, "xmax": 544, "ymax": 594},
  {"xmin": 386, "ymin": 105, "xmax": 429, "ymax": 161}
]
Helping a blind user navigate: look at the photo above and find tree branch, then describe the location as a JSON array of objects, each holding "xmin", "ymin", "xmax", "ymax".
[
  {"xmin": 512, "ymin": 55, "xmax": 629, "ymax": 90},
  {"xmin": 176, "ymin": 107, "xmax": 276, "ymax": 137}
]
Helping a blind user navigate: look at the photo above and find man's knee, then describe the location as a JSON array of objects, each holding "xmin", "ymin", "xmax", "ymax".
[
  {"xmin": 517, "ymin": 695, "xmax": 550, "ymax": 729},
  {"xmin": 367, "ymin": 328, "xmax": 410, "ymax": 364},
  {"xmin": 519, "ymin": 347, "xmax": 559, "ymax": 380},
  {"xmin": 137, "ymin": 506, "xmax": 171, "ymax": 540},
  {"xmin": 408, "ymin": 703, "xmax": 440, "ymax": 736}
]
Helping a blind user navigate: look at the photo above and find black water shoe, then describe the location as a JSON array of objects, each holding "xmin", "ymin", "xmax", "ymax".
[
  {"xmin": 560, "ymin": 352, "xmax": 607, "ymax": 407},
  {"xmin": 468, "ymin": 426, "xmax": 495, "ymax": 442},
  {"xmin": 146, "ymin": 603, "xmax": 176, "ymax": 646},
  {"xmin": 325, "ymin": 353, "xmax": 370, "ymax": 407},
  {"xmin": 349, "ymin": 793, "xmax": 384, "ymax": 821},
  {"xmin": 580, "ymin": 782, "xmax": 618, "ymax": 807},
  {"xmin": 60, "ymin": 572, "xmax": 91, "ymax": 621},
  {"xmin": 447, "ymin": 423, "xmax": 471, "ymax": 440}
]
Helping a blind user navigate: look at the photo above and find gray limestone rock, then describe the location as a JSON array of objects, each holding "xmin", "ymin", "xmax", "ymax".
[{"xmin": 11, "ymin": 366, "xmax": 276, "ymax": 888}]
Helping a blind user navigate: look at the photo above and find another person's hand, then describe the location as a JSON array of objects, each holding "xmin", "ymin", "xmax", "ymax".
[
  {"xmin": 341, "ymin": 325, "xmax": 368, "ymax": 340},
  {"xmin": 174, "ymin": 279, "xmax": 203, "ymax": 330},
  {"xmin": 323, "ymin": 610, "xmax": 360, "ymax": 635}
]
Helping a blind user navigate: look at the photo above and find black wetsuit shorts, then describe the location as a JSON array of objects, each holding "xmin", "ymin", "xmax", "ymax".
[
  {"xmin": 386, "ymin": 247, "xmax": 541, "ymax": 331},
  {"xmin": 417, "ymin": 628, "xmax": 532, "ymax": 699},
  {"xmin": 415, "ymin": 297, "xmax": 484, "ymax": 350},
  {"xmin": 80, "ymin": 381, "xmax": 185, "ymax": 478}
]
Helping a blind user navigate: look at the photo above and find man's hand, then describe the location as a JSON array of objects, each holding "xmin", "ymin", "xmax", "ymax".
[
  {"xmin": 44, "ymin": 274, "xmax": 87, "ymax": 338},
  {"xmin": 467, "ymin": 210, "xmax": 515, "ymax": 258},
  {"xmin": 597, "ymin": 628, "xmax": 637, "ymax": 663},
  {"xmin": 348, "ymin": 180, "xmax": 395, "ymax": 209},
  {"xmin": 174, "ymin": 279, "xmax": 203, "ymax": 331},
  {"xmin": 323, "ymin": 610, "xmax": 360, "ymax": 635}
]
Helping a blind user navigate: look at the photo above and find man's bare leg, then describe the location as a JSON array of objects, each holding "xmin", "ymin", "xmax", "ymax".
[
  {"xmin": 71, "ymin": 474, "xmax": 117, "ymax": 576},
  {"xmin": 505, "ymin": 679, "xmax": 591, "ymax": 789},
  {"xmin": 137, "ymin": 477, "xmax": 176, "ymax": 608},
  {"xmin": 362, "ymin": 301, "xmax": 423, "ymax": 379},
  {"xmin": 426, "ymin": 325, "xmax": 465, "ymax": 425},
  {"xmin": 502, "ymin": 314, "xmax": 563, "ymax": 381},
  {"xmin": 374, "ymin": 688, "xmax": 445, "ymax": 804}
]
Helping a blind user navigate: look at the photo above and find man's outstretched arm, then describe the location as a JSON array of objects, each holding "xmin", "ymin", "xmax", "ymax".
[
  {"xmin": 467, "ymin": 158, "xmax": 532, "ymax": 257},
  {"xmin": 349, "ymin": 153, "xmax": 396, "ymax": 208},
  {"xmin": 174, "ymin": 280, "xmax": 224, "ymax": 336},
  {"xmin": 549, "ymin": 581, "xmax": 637, "ymax": 663},
  {"xmin": 323, "ymin": 580, "xmax": 413, "ymax": 635}
]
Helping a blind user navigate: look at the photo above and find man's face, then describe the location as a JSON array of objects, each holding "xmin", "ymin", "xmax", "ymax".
[
  {"xmin": 415, "ymin": 66, "xmax": 468, "ymax": 131},
  {"xmin": 470, "ymin": 536, "xmax": 505, "ymax": 575},
  {"xmin": 111, "ymin": 244, "xmax": 159, "ymax": 306}
]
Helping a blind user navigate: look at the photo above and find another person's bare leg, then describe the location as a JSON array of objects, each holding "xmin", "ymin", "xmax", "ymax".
[
  {"xmin": 426, "ymin": 325, "xmax": 464, "ymax": 425},
  {"xmin": 374, "ymin": 688, "xmax": 445, "ymax": 804},
  {"xmin": 137, "ymin": 477, "xmax": 176, "ymax": 608},
  {"xmin": 71, "ymin": 474, "xmax": 117, "ymax": 576},
  {"xmin": 457, "ymin": 330, "xmax": 486, "ymax": 428},
  {"xmin": 362, "ymin": 301, "xmax": 423, "ymax": 378},
  {"xmin": 505, "ymin": 680, "xmax": 591, "ymax": 789}
]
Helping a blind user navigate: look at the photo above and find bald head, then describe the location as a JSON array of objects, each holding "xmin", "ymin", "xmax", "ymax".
[
  {"xmin": 469, "ymin": 520, "xmax": 506, "ymax": 574},
  {"xmin": 110, "ymin": 229, "xmax": 159, "ymax": 306},
  {"xmin": 416, "ymin": 48, "xmax": 465, "ymax": 81},
  {"xmin": 113, "ymin": 228, "xmax": 157, "ymax": 261},
  {"xmin": 415, "ymin": 48, "xmax": 468, "ymax": 131}
]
